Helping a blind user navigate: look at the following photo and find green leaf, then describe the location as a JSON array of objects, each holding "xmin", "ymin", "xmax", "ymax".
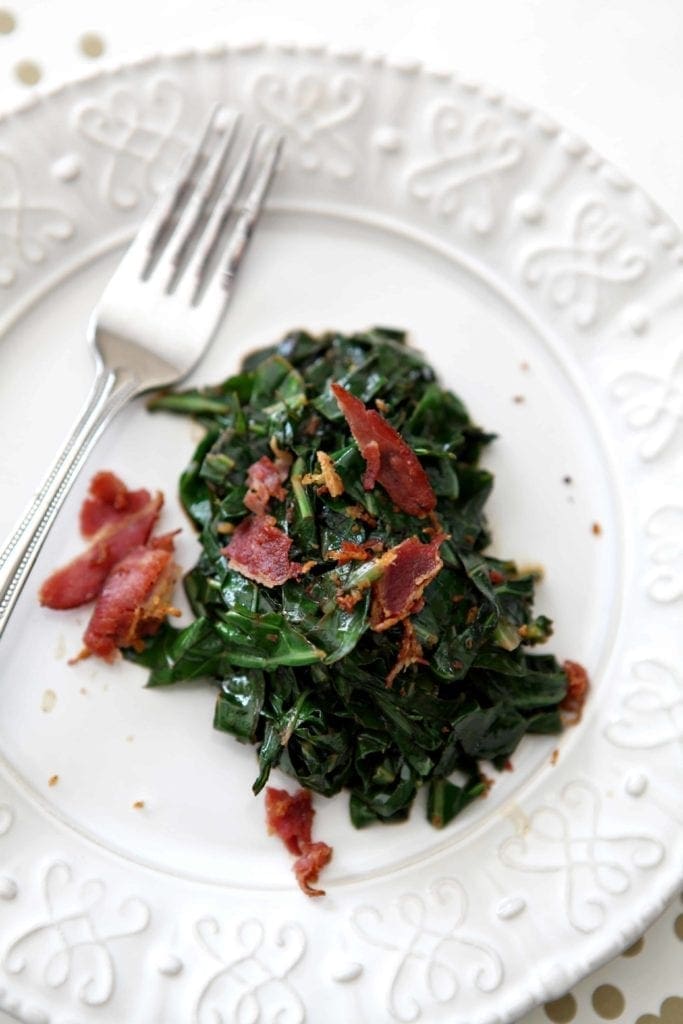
[
  {"xmin": 214, "ymin": 609, "xmax": 325, "ymax": 669},
  {"xmin": 214, "ymin": 670, "xmax": 265, "ymax": 741}
]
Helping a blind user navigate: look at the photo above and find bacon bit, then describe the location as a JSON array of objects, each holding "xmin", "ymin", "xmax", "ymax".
[
  {"xmin": 331, "ymin": 383, "xmax": 436, "ymax": 517},
  {"xmin": 80, "ymin": 537, "xmax": 180, "ymax": 662},
  {"xmin": 224, "ymin": 515, "xmax": 303, "ymax": 587},
  {"xmin": 132, "ymin": 800, "xmax": 145, "ymax": 810},
  {"xmin": 375, "ymin": 397, "xmax": 390, "ymax": 414},
  {"xmin": 336, "ymin": 589, "xmax": 364, "ymax": 611},
  {"xmin": 269, "ymin": 436, "xmax": 293, "ymax": 465},
  {"xmin": 40, "ymin": 491, "xmax": 163, "ymax": 609},
  {"xmin": 371, "ymin": 535, "xmax": 445, "ymax": 631},
  {"xmin": 386, "ymin": 619, "xmax": 427, "ymax": 687},
  {"xmin": 591, "ymin": 521, "xmax": 603, "ymax": 536},
  {"xmin": 423, "ymin": 510, "xmax": 446, "ymax": 538},
  {"xmin": 316, "ymin": 451, "xmax": 344, "ymax": 497},
  {"xmin": 361, "ymin": 439, "xmax": 381, "ymax": 491},
  {"xmin": 265, "ymin": 786, "xmax": 332, "ymax": 897},
  {"xmin": 244, "ymin": 455, "xmax": 289, "ymax": 515},
  {"xmin": 325, "ymin": 540, "xmax": 383, "ymax": 565},
  {"xmin": 302, "ymin": 413, "xmax": 322, "ymax": 437},
  {"xmin": 48, "ymin": 774, "xmax": 59, "ymax": 787},
  {"xmin": 344, "ymin": 504, "xmax": 377, "ymax": 526},
  {"xmin": 301, "ymin": 450, "xmax": 345, "ymax": 498},
  {"xmin": 561, "ymin": 659, "xmax": 590, "ymax": 724},
  {"xmin": 503, "ymin": 758, "xmax": 514, "ymax": 771},
  {"xmin": 489, "ymin": 570, "xmax": 505, "ymax": 585},
  {"xmin": 79, "ymin": 471, "xmax": 152, "ymax": 537},
  {"xmin": 293, "ymin": 841, "xmax": 333, "ymax": 897}
]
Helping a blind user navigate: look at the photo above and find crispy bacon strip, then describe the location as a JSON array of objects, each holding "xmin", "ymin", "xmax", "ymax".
[
  {"xmin": 79, "ymin": 471, "xmax": 152, "ymax": 537},
  {"xmin": 244, "ymin": 455, "xmax": 289, "ymax": 515},
  {"xmin": 266, "ymin": 786, "xmax": 333, "ymax": 897},
  {"xmin": 79, "ymin": 534, "xmax": 180, "ymax": 662},
  {"xmin": 39, "ymin": 491, "xmax": 163, "ymax": 609},
  {"xmin": 561, "ymin": 660, "xmax": 590, "ymax": 724},
  {"xmin": 331, "ymin": 383, "xmax": 436, "ymax": 517},
  {"xmin": 370, "ymin": 535, "xmax": 445, "ymax": 631},
  {"xmin": 223, "ymin": 514, "xmax": 302, "ymax": 587}
]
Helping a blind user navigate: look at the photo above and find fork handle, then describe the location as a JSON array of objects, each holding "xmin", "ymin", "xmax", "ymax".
[{"xmin": 0, "ymin": 364, "xmax": 139, "ymax": 642}]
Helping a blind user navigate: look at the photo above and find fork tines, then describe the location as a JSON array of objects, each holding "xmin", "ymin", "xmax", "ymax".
[{"xmin": 139, "ymin": 105, "xmax": 283, "ymax": 305}]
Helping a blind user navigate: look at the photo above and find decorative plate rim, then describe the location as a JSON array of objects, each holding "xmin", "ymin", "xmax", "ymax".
[{"xmin": 0, "ymin": 37, "xmax": 681, "ymax": 1024}]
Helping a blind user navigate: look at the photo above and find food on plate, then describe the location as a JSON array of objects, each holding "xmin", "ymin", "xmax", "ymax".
[
  {"xmin": 39, "ymin": 471, "xmax": 163, "ymax": 609},
  {"xmin": 265, "ymin": 786, "xmax": 333, "ymax": 896},
  {"xmin": 40, "ymin": 471, "xmax": 180, "ymax": 661},
  {"xmin": 129, "ymin": 327, "xmax": 588, "ymax": 841}
]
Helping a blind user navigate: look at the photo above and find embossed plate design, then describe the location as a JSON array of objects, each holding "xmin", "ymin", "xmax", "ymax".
[{"xmin": 0, "ymin": 43, "xmax": 681, "ymax": 1024}]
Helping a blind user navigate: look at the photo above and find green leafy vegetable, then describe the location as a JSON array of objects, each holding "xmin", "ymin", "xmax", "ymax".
[{"xmin": 128, "ymin": 327, "xmax": 571, "ymax": 829}]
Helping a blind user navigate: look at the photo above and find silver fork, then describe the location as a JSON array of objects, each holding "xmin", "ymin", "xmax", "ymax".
[{"xmin": 0, "ymin": 107, "xmax": 283, "ymax": 640}]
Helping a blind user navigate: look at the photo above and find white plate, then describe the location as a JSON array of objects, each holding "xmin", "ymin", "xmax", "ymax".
[{"xmin": 0, "ymin": 42, "xmax": 681, "ymax": 1024}]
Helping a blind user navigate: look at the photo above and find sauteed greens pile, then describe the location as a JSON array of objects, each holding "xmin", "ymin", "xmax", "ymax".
[{"xmin": 128, "ymin": 328, "xmax": 569, "ymax": 828}]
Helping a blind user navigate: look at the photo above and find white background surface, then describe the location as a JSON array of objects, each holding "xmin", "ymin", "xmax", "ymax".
[{"xmin": 0, "ymin": 3, "xmax": 682, "ymax": 1022}]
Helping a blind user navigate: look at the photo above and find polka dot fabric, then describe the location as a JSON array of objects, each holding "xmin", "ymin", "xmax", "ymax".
[{"xmin": 526, "ymin": 892, "xmax": 683, "ymax": 1024}]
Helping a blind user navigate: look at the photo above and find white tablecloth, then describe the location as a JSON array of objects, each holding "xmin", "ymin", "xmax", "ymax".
[{"xmin": 0, "ymin": 2, "xmax": 681, "ymax": 1022}]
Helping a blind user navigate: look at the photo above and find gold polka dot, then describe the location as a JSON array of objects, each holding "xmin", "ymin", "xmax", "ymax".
[
  {"xmin": 15, "ymin": 59, "xmax": 41, "ymax": 85},
  {"xmin": 675, "ymin": 913, "xmax": 683, "ymax": 941},
  {"xmin": 543, "ymin": 994, "xmax": 577, "ymax": 1023},
  {"xmin": 592, "ymin": 984, "xmax": 625, "ymax": 1020},
  {"xmin": 622, "ymin": 935, "xmax": 645, "ymax": 956},
  {"xmin": 79, "ymin": 32, "xmax": 104, "ymax": 58},
  {"xmin": 661, "ymin": 997, "xmax": 683, "ymax": 1024},
  {"xmin": 636, "ymin": 996, "xmax": 683, "ymax": 1024},
  {"xmin": 0, "ymin": 8, "xmax": 15, "ymax": 33}
]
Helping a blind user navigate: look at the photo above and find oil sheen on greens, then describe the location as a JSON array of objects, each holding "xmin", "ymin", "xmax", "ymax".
[{"xmin": 128, "ymin": 328, "xmax": 568, "ymax": 829}]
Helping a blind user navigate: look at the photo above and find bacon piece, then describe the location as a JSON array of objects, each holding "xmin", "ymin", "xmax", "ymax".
[
  {"xmin": 561, "ymin": 659, "xmax": 590, "ymax": 724},
  {"xmin": 80, "ymin": 536, "xmax": 180, "ymax": 662},
  {"xmin": 266, "ymin": 787, "xmax": 333, "ymax": 897},
  {"xmin": 265, "ymin": 787, "xmax": 313, "ymax": 854},
  {"xmin": 301, "ymin": 451, "xmax": 345, "ymax": 497},
  {"xmin": 223, "ymin": 514, "xmax": 302, "ymax": 587},
  {"xmin": 370, "ymin": 535, "xmax": 445, "ymax": 631},
  {"xmin": 331, "ymin": 383, "xmax": 436, "ymax": 517},
  {"xmin": 293, "ymin": 841, "xmax": 333, "ymax": 897},
  {"xmin": 344, "ymin": 504, "xmax": 377, "ymax": 526},
  {"xmin": 325, "ymin": 540, "xmax": 384, "ymax": 565},
  {"xmin": 39, "ymin": 492, "xmax": 163, "ymax": 609},
  {"xmin": 386, "ymin": 619, "xmax": 428, "ymax": 687},
  {"xmin": 244, "ymin": 455, "xmax": 289, "ymax": 515},
  {"xmin": 79, "ymin": 471, "xmax": 152, "ymax": 538}
]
